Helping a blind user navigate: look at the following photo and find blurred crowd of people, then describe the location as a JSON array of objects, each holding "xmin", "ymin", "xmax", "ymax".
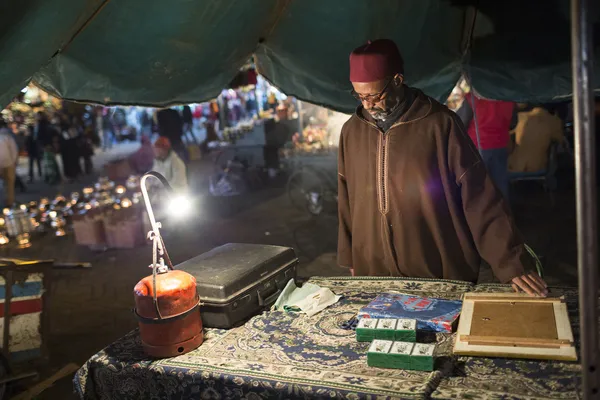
[
  {"xmin": 0, "ymin": 109, "xmax": 99, "ymax": 204},
  {"xmin": 0, "ymin": 103, "xmax": 197, "ymax": 206}
]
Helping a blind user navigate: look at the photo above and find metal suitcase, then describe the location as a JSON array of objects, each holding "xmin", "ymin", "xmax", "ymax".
[{"xmin": 176, "ymin": 243, "xmax": 298, "ymax": 328}]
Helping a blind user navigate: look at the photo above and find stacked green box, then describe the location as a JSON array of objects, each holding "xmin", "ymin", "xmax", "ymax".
[
  {"xmin": 366, "ymin": 340, "xmax": 436, "ymax": 371},
  {"xmin": 356, "ymin": 318, "xmax": 378, "ymax": 342},
  {"xmin": 375, "ymin": 319, "xmax": 397, "ymax": 340},
  {"xmin": 410, "ymin": 343, "xmax": 435, "ymax": 371},
  {"xmin": 388, "ymin": 341, "xmax": 414, "ymax": 369},
  {"xmin": 394, "ymin": 319, "xmax": 417, "ymax": 342},
  {"xmin": 367, "ymin": 340, "xmax": 393, "ymax": 368}
]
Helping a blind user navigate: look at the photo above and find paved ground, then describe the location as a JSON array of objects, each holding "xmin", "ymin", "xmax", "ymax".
[{"xmin": 0, "ymin": 144, "xmax": 583, "ymax": 399}]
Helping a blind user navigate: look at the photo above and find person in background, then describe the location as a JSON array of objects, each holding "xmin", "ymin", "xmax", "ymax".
[
  {"xmin": 181, "ymin": 105, "xmax": 196, "ymax": 143},
  {"xmin": 42, "ymin": 144, "xmax": 60, "ymax": 185},
  {"xmin": 139, "ymin": 109, "xmax": 152, "ymax": 138},
  {"xmin": 59, "ymin": 116, "xmax": 82, "ymax": 182},
  {"xmin": 111, "ymin": 107, "xmax": 127, "ymax": 142},
  {"xmin": 80, "ymin": 124, "xmax": 95, "ymax": 175},
  {"xmin": 246, "ymin": 92, "xmax": 258, "ymax": 118},
  {"xmin": 7, "ymin": 125, "xmax": 26, "ymax": 194},
  {"xmin": 151, "ymin": 137, "xmax": 187, "ymax": 192},
  {"xmin": 508, "ymin": 106, "xmax": 564, "ymax": 173},
  {"xmin": 0, "ymin": 120, "xmax": 19, "ymax": 206},
  {"xmin": 26, "ymin": 112, "xmax": 48, "ymax": 182},
  {"xmin": 338, "ymin": 39, "xmax": 547, "ymax": 296},
  {"xmin": 95, "ymin": 107, "xmax": 113, "ymax": 150},
  {"xmin": 129, "ymin": 136, "xmax": 155, "ymax": 174},
  {"xmin": 456, "ymin": 92, "xmax": 516, "ymax": 200},
  {"xmin": 156, "ymin": 107, "xmax": 188, "ymax": 163}
]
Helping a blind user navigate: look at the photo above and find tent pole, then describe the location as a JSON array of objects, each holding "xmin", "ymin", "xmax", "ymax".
[{"xmin": 571, "ymin": 0, "xmax": 599, "ymax": 398}]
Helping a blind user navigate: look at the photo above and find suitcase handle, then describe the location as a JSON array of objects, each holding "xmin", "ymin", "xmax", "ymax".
[{"xmin": 258, "ymin": 288, "xmax": 282, "ymax": 307}]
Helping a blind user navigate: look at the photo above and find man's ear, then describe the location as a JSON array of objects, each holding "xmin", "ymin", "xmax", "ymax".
[{"xmin": 393, "ymin": 74, "xmax": 404, "ymax": 86}]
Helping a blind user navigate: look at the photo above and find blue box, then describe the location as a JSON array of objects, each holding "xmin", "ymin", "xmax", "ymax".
[{"xmin": 357, "ymin": 293, "xmax": 462, "ymax": 333}]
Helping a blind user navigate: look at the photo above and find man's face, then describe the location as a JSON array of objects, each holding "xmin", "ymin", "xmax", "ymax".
[
  {"xmin": 352, "ymin": 76, "xmax": 402, "ymax": 120},
  {"xmin": 153, "ymin": 146, "xmax": 169, "ymax": 161}
]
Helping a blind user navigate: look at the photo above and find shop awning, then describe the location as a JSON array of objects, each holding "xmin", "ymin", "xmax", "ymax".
[{"xmin": 0, "ymin": 0, "xmax": 598, "ymax": 113}]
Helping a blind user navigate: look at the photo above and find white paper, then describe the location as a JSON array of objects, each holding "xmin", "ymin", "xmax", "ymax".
[{"xmin": 291, "ymin": 287, "xmax": 342, "ymax": 317}]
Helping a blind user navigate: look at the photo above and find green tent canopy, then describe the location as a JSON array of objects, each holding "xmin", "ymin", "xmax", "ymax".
[{"xmin": 1, "ymin": 0, "xmax": 598, "ymax": 113}]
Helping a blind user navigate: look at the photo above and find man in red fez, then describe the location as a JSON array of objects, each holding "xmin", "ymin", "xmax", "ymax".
[{"xmin": 338, "ymin": 39, "xmax": 547, "ymax": 296}]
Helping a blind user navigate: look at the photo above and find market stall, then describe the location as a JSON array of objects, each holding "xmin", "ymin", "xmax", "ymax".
[
  {"xmin": 0, "ymin": 175, "xmax": 148, "ymax": 252},
  {"xmin": 0, "ymin": 1, "xmax": 597, "ymax": 398},
  {"xmin": 74, "ymin": 277, "xmax": 584, "ymax": 399}
]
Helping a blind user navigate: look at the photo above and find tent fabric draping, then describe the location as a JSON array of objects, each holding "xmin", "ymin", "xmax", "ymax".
[{"xmin": 0, "ymin": 0, "xmax": 599, "ymax": 112}]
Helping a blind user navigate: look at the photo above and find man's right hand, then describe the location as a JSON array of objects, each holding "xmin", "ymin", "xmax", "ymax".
[{"xmin": 511, "ymin": 272, "xmax": 548, "ymax": 297}]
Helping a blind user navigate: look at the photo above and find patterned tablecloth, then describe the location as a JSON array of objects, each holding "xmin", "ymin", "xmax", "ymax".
[{"xmin": 74, "ymin": 277, "xmax": 582, "ymax": 400}]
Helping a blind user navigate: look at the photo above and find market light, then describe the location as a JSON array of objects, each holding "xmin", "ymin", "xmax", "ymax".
[
  {"xmin": 135, "ymin": 171, "xmax": 204, "ymax": 357},
  {"xmin": 115, "ymin": 185, "xmax": 126, "ymax": 195},
  {"xmin": 168, "ymin": 195, "xmax": 192, "ymax": 217}
]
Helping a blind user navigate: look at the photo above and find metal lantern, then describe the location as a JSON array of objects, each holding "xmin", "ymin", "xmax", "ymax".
[
  {"xmin": 126, "ymin": 175, "xmax": 141, "ymax": 192},
  {"xmin": 0, "ymin": 216, "xmax": 8, "ymax": 246},
  {"xmin": 132, "ymin": 192, "xmax": 143, "ymax": 205},
  {"xmin": 115, "ymin": 185, "xmax": 127, "ymax": 196},
  {"xmin": 83, "ymin": 187, "xmax": 94, "ymax": 200},
  {"xmin": 39, "ymin": 198, "xmax": 50, "ymax": 212},
  {"xmin": 48, "ymin": 211, "xmax": 67, "ymax": 237},
  {"xmin": 121, "ymin": 198, "xmax": 133, "ymax": 208},
  {"xmin": 70, "ymin": 192, "xmax": 80, "ymax": 205},
  {"xmin": 4, "ymin": 208, "xmax": 33, "ymax": 248}
]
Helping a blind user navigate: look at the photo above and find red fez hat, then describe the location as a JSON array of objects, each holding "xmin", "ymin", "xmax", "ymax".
[
  {"xmin": 154, "ymin": 136, "xmax": 171, "ymax": 150},
  {"xmin": 349, "ymin": 39, "xmax": 404, "ymax": 83}
]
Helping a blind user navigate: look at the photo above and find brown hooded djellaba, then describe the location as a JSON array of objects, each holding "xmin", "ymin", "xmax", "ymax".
[{"xmin": 337, "ymin": 87, "xmax": 534, "ymax": 283}]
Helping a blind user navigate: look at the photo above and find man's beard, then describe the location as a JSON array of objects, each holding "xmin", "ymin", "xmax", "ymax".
[
  {"xmin": 367, "ymin": 86, "xmax": 404, "ymax": 121},
  {"xmin": 368, "ymin": 108, "xmax": 391, "ymax": 121}
]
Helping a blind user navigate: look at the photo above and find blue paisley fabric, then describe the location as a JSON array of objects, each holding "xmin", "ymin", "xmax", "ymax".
[{"xmin": 74, "ymin": 278, "xmax": 583, "ymax": 400}]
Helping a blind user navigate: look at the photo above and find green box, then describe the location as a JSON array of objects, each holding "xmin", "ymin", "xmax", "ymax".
[
  {"xmin": 388, "ymin": 341, "xmax": 414, "ymax": 368},
  {"xmin": 394, "ymin": 319, "xmax": 417, "ymax": 342},
  {"xmin": 375, "ymin": 319, "xmax": 398, "ymax": 340},
  {"xmin": 367, "ymin": 339, "xmax": 393, "ymax": 368},
  {"xmin": 356, "ymin": 318, "xmax": 378, "ymax": 342},
  {"xmin": 410, "ymin": 343, "xmax": 435, "ymax": 371},
  {"xmin": 358, "ymin": 318, "xmax": 418, "ymax": 343},
  {"xmin": 366, "ymin": 340, "xmax": 436, "ymax": 371}
]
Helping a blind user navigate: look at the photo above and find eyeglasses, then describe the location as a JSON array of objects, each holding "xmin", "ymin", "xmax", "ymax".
[{"xmin": 351, "ymin": 78, "xmax": 393, "ymax": 103}]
